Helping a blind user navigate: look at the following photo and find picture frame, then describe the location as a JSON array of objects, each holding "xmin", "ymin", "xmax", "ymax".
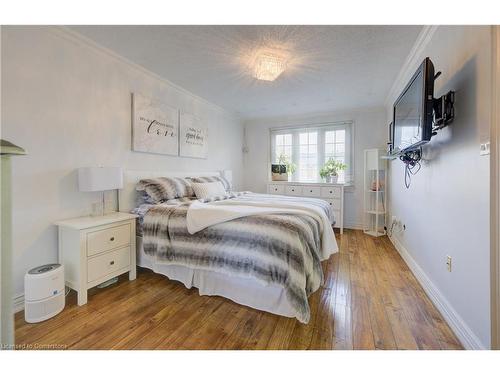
[
  {"xmin": 179, "ymin": 111, "xmax": 208, "ymax": 159},
  {"xmin": 131, "ymin": 93, "xmax": 179, "ymax": 156}
]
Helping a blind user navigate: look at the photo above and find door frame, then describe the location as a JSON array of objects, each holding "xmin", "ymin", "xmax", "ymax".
[{"xmin": 491, "ymin": 25, "xmax": 500, "ymax": 350}]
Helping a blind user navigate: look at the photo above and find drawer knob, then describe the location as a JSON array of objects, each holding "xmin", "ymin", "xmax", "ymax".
[
  {"xmin": 310, "ymin": 190, "xmax": 313, "ymax": 192},
  {"xmin": 110, "ymin": 237, "xmax": 115, "ymax": 241},
  {"xmin": 330, "ymin": 190, "xmax": 333, "ymax": 193},
  {"xmin": 110, "ymin": 260, "xmax": 115, "ymax": 265}
]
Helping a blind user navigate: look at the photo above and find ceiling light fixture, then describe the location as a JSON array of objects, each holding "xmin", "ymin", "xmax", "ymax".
[{"xmin": 252, "ymin": 50, "xmax": 287, "ymax": 81}]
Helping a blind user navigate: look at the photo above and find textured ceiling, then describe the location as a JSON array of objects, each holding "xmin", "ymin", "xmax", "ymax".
[{"xmin": 70, "ymin": 25, "xmax": 422, "ymax": 119}]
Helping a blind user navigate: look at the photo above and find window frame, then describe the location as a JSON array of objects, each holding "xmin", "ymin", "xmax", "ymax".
[{"xmin": 269, "ymin": 121, "xmax": 354, "ymax": 184}]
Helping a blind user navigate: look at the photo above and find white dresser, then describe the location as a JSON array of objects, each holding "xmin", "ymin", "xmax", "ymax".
[
  {"xmin": 267, "ymin": 182, "xmax": 345, "ymax": 234},
  {"xmin": 55, "ymin": 212, "xmax": 138, "ymax": 306}
]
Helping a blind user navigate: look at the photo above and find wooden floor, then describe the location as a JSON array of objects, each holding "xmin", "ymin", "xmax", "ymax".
[{"xmin": 15, "ymin": 230, "xmax": 462, "ymax": 350}]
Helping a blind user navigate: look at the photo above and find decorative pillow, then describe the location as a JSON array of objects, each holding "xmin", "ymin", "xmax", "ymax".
[
  {"xmin": 189, "ymin": 175, "xmax": 231, "ymax": 192},
  {"xmin": 136, "ymin": 177, "xmax": 194, "ymax": 203},
  {"xmin": 191, "ymin": 181, "xmax": 227, "ymax": 200}
]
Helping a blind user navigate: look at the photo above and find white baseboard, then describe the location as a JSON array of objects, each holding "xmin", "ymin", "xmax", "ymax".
[
  {"xmin": 343, "ymin": 222, "xmax": 364, "ymax": 230},
  {"xmin": 13, "ymin": 294, "xmax": 24, "ymax": 313},
  {"xmin": 389, "ymin": 235, "xmax": 486, "ymax": 350}
]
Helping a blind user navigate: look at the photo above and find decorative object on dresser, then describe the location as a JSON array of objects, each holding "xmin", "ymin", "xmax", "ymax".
[
  {"xmin": 267, "ymin": 181, "xmax": 345, "ymax": 234},
  {"xmin": 179, "ymin": 111, "xmax": 208, "ymax": 159},
  {"xmin": 78, "ymin": 167, "xmax": 123, "ymax": 216},
  {"xmin": 319, "ymin": 158, "xmax": 347, "ymax": 184},
  {"xmin": 273, "ymin": 153, "xmax": 297, "ymax": 182},
  {"xmin": 55, "ymin": 213, "xmax": 138, "ymax": 306},
  {"xmin": 131, "ymin": 93, "xmax": 179, "ymax": 156},
  {"xmin": 271, "ymin": 164, "xmax": 288, "ymax": 181},
  {"xmin": 363, "ymin": 149, "xmax": 387, "ymax": 237},
  {"xmin": 271, "ymin": 153, "xmax": 296, "ymax": 181}
]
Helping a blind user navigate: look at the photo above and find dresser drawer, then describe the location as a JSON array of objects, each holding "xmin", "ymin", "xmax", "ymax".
[
  {"xmin": 87, "ymin": 246, "xmax": 131, "ymax": 283},
  {"xmin": 303, "ymin": 186, "xmax": 321, "ymax": 197},
  {"xmin": 324, "ymin": 198, "xmax": 341, "ymax": 211},
  {"xmin": 268, "ymin": 184, "xmax": 284, "ymax": 195},
  {"xmin": 321, "ymin": 186, "xmax": 341, "ymax": 199},
  {"xmin": 285, "ymin": 185, "xmax": 303, "ymax": 196},
  {"xmin": 87, "ymin": 223, "xmax": 131, "ymax": 257}
]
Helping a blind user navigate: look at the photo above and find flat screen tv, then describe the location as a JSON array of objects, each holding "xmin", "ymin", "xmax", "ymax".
[{"xmin": 392, "ymin": 57, "xmax": 435, "ymax": 153}]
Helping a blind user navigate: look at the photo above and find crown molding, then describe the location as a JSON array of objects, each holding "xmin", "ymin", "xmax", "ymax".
[
  {"xmin": 384, "ymin": 25, "xmax": 439, "ymax": 108},
  {"xmin": 46, "ymin": 26, "xmax": 241, "ymax": 121}
]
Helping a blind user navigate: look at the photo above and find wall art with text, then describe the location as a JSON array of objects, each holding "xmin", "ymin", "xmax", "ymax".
[
  {"xmin": 179, "ymin": 111, "xmax": 208, "ymax": 159},
  {"xmin": 131, "ymin": 93, "xmax": 179, "ymax": 156}
]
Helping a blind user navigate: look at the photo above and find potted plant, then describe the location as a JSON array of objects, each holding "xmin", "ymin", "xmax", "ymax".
[
  {"xmin": 319, "ymin": 158, "xmax": 346, "ymax": 183},
  {"xmin": 272, "ymin": 154, "xmax": 297, "ymax": 181}
]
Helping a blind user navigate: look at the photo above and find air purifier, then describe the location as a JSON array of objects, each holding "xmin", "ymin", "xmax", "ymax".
[{"xmin": 24, "ymin": 264, "xmax": 65, "ymax": 323}]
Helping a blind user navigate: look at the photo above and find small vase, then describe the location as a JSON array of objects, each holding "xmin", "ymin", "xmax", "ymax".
[
  {"xmin": 330, "ymin": 175, "xmax": 338, "ymax": 184},
  {"xmin": 325, "ymin": 175, "xmax": 332, "ymax": 183}
]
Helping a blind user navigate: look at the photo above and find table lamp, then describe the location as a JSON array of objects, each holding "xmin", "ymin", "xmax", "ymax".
[{"xmin": 78, "ymin": 167, "xmax": 123, "ymax": 216}]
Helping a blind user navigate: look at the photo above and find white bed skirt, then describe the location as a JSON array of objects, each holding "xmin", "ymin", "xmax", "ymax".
[{"xmin": 136, "ymin": 236, "xmax": 296, "ymax": 319}]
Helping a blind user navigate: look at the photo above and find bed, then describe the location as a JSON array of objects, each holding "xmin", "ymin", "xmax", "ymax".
[{"xmin": 119, "ymin": 170, "xmax": 338, "ymax": 323}]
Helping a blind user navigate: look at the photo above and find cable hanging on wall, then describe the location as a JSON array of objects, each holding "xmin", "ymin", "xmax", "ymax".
[{"xmin": 399, "ymin": 147, "xmax": 422, "ymax": 189}]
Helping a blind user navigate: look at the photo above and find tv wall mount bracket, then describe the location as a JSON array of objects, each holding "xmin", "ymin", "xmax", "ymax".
[{"xmin": 431, "ymin": 71, "xmax": 455, "ymax": 134}]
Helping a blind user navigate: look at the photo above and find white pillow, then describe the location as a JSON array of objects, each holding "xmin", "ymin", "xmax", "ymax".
[{"xmin": 191, "ymin": 181, "xmax": 227, "ymax": 199}]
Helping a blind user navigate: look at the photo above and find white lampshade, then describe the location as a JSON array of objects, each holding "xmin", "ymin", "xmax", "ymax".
[{"xmin": 78, "ymin": 167, "xmax": 123, "ymax": 192}]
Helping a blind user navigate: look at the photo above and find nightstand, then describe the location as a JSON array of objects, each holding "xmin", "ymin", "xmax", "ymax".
[{"xmin": 55, "ymin": 212, "xmax": 138, "ymax": 306}]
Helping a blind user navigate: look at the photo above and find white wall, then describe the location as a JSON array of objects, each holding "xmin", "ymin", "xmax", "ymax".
[
  {"xmin": 386, "ymin": 26, "xmax": 492, "ymax": 348},
  {"xmin": 243, "ymin": 108, "xmax": 387, "ymax": 228},
  {"xmin": 1, "ymin": 26, "xmax": 244, "ymax": 298}
]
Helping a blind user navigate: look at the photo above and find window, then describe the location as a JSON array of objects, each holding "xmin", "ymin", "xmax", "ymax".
[
  {"xmin": 324, "ymin": 129, "xmax": 346, "ymax": 182},
  {"xmin": 298, "ymin": 131, "xmax": 318, "ymax": 182},
  {"xmin": 274, "ymin": 134, "xmax": 292, "ymax": 162},
  {"xmin": 270, "ymin": 122, "xmax": 353, "ymax": 183}
]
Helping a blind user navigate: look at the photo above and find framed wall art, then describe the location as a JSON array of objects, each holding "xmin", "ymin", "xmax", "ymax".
[
  {"xmin": 131, "ymin": 93, "xmax": 179, "ymax": 156},
  {"xmin": 179, "ymin": 111, "xmax": 208, "ymax": 159}
]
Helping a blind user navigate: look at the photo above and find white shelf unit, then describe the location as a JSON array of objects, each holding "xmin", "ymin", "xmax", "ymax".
[{"xmin": 363, "ymin": 149, "xmax": 387, "ymax": 237}]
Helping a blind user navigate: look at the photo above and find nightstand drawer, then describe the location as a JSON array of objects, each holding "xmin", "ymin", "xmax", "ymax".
[
  {"xmin": 87, "ymin": 224, "xmax": 131, "ymax": 257},
  {"xmin": 87, "ymin": 246, "xmax": 130, "ymax": 283}
]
